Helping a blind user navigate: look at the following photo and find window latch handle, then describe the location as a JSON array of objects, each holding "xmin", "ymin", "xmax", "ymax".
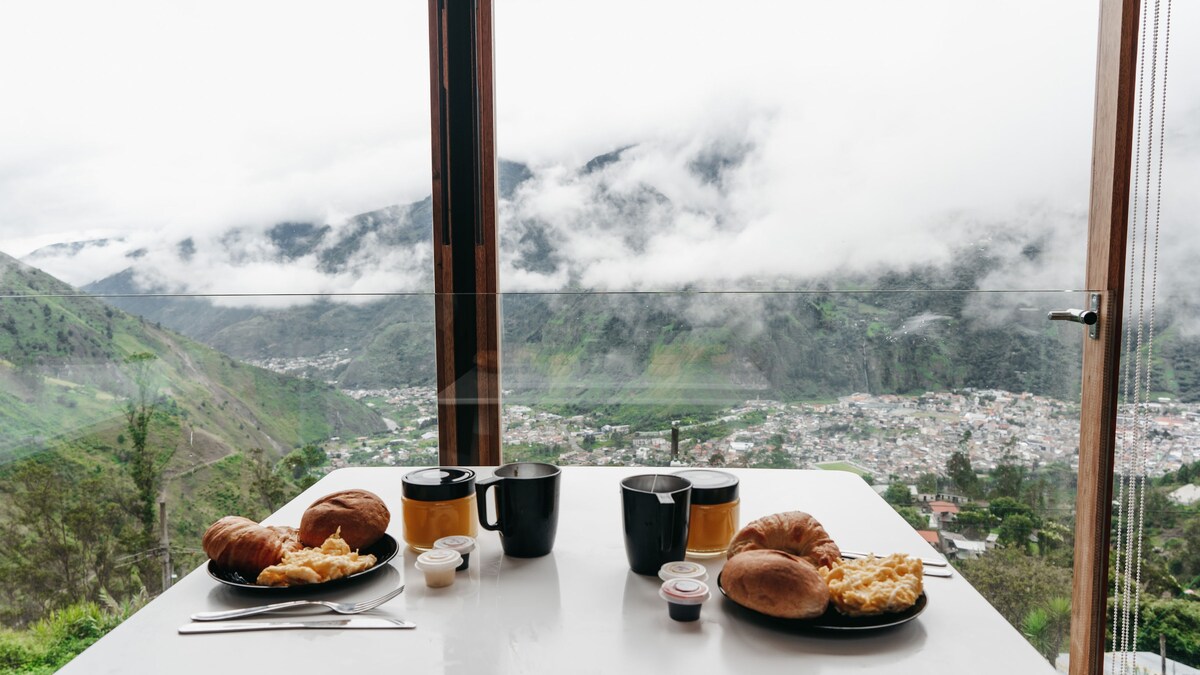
[
  {"xmin": 1047, "ymin": 308, "xmax": 1097, "ymax": 325},
  {"xmin": 1046, "ymin": 293, "xmax": 1101, "ymax": 340}
]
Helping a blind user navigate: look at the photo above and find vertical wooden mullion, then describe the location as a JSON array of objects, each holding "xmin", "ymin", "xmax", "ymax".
[
  {"xmin": 473, "ymin": 0, "xmax": 501, "ymax": 464},
  {"xmin": 428, "ymin": 0, "xmax": 456, "ymax": 465},
  {"xmin": 1070, "ymin": 0, "xmax": 1140, "ymax": 673},
  {"xmin": 428, "ymin": 0, "xmax": 501, "ymax": 467}
]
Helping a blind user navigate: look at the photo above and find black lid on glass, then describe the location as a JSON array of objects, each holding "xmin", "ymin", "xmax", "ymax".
[
  {"xmin": 403, "ymin": 467, "xmax": 476, "ymax": 501},
  {"xmin": 673, "ymin": 469, "xmax": 739, "ymax": 505}
]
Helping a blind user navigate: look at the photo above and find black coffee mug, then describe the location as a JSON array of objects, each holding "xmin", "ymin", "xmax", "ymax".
[
  {"xmin": 620, "ymin": 474, "xmax": 692, "ymax": 575},
  {"xmin": 476, "ymin": 462, "xmax": 561, "ymax": 558}
]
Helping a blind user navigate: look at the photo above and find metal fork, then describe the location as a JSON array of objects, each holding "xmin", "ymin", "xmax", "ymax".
[{"xmin": 190, "ymin": 584, "xmax": 405, "ymax": 621}]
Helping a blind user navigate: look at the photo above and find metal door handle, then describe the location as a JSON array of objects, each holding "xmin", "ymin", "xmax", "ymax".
[
  {"xmin": 1046, "ymin": 293, "xmax": 1101, "ymax": 339},
  {"xmin": 1047, "ymin": 309, "xmax": 1098, "ymax": 325}
]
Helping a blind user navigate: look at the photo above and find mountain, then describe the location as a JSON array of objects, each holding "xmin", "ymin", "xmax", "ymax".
[
  {"xmin": 78, "ymin": 246, "xmax": 1092, "ymax": 412},
  {"xmin": 45, "ymin": 145, "xmax": 1200, "ymax": 409},
  {"xmin": 0, "ymin": 251, "xmax": 387, "ymax": 463}
]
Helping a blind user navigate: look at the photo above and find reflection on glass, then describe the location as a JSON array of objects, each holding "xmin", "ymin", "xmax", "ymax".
[
  {"xmin": 0, "ymin": 1, "xmax": 433, "ymax": 668},
  {"xmin": 499, "ymin": 288, "xmax": 1089, "ymax": 665}
]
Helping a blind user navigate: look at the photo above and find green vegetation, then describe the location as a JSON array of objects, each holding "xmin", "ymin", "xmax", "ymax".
[
  {"xmin": 0, "ymin": 595, "xmax": 144, "ymax": 674},
  {"xmin": 878, "ymin": 458, "xmax": 1200, "ymax": 666},
  {"xmin": 503, "ymin": 443, "xmax": 565, "ymax": 464},
  {"xmin": 816, "ymin": 461, "xmax": 871, "ymax": 476},
  {"xmin": 0, "ymin": 255, "xmax": 387, "ymax": 666}
]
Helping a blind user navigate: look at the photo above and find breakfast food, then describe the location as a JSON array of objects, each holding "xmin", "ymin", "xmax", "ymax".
[
  {"xmin": 727, "ymin": 511, "xmax": 841, "ymax": 568},
  {"xmin": 819, "ymin": 553, "xmax": 924, "ymax": 616},
  {"xmin": 721, "ymin": 549, "xmax": 830, "ymax": 619},
  {"xmin": 204, "ymin": 487, "xmax": 391, "ymax": 586},
  {"xmin": 257, "ymin": 529, "xmax": 378, "ymax": 586},
  {"xmin": 299, "ymin": 488, "xmax": 391, "ymax": 550},
  {"xmin": 202, "ymin": 516, "xmax": 303, "ymax": 578}
]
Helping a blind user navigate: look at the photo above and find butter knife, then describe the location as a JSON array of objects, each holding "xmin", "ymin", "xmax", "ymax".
[{"xmin": 179, "ymin": 618, "xmax": 416, "ymax": 634}]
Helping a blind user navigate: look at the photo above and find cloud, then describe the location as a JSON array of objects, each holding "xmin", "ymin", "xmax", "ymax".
[
  {"xmin": 4, "ymin": 0, "xmax": 1200, "ymax": 310},
  {"xmin": 0, "ymin": 0, "xmax": 431, "ymax": 257}
]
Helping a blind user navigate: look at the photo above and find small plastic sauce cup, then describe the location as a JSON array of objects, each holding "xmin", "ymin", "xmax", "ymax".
[
  {"xmin": 658, "ymin": 561, "xmax": 708, "ymax": 583},
  {"xmin": 433, "ymin": 535, "xmax": 476, "ymax": 572},
  {"xmin": 659, "ymin": 578, "xmax": 711, "ymax": 622},
  {"xmin": 415, "ymin": 549, "xmax": 462, "ymax": 588}
]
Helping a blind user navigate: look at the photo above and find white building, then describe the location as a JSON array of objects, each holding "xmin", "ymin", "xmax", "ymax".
[{"xmin": 1168, "ymin": 484, "xmax": 1200, "ymax": 506}]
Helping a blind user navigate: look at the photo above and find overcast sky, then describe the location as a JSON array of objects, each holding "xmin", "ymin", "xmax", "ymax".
[{"xmin": 1, "ymin": 0, "xmax": 1197, "ymax": 299}]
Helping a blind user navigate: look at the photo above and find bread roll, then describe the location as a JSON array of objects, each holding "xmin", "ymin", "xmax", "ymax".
[
  {"xmin": 202, "ymin": 516, "xmax": 302, "ymax": 577},
  {"xmin": 722, "ymin": 549, "xmax": 830, "ymax": 619},
  {"xmin": 727, "ymin": 511, "xmax": 841, "ymax": 568},
  {"xmin": 299, "ymin": 489, "xmax": 390, "ymax": 550}
]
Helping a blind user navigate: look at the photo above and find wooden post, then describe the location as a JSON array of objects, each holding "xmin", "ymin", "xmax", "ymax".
[
  {"xmin": 428, "ymin": 0, "xmax": 502, "ymax": 467},
  {"xmin": 159, "ymin": 498, "xmax": 172, "ymax": 591},
  {"xmin": 1069, "ymin": 0, "xmax": 1140, "ymax": 673},
  {"xmin": 1160, "ymin": 633, "xmax": 1166, "ymax": 675}
]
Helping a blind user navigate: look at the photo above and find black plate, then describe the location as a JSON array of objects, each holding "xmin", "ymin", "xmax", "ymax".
[
  {"xmin": 207, "ymin": 533, "xmax": 399, "ymax": 591},
  {"xmin": 716, "ymin": 572, "xmax": 927, "ymax": 630}
]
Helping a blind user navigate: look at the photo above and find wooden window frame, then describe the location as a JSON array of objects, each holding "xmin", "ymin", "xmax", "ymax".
[
  {"xmin": 428, "ymin": 0, "xmax": 501, "ymax": 466},
  {"xmin": 1070, "ymin": 0, "xmax": 1140, "ymax": 673},
  {"xmin": 428, "ymin": 0, "xmax": 1142, "ymax": 670}
]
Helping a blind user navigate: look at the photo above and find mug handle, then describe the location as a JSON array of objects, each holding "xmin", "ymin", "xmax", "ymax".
[{"xmin": 476, "ymin": 474, "xmax": 504, "ymax": 532}]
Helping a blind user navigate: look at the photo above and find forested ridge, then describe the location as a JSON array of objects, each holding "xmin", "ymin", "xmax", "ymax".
[{"xmin": 0, "ymin": 255, "xmax": 383, "ymax": 671}]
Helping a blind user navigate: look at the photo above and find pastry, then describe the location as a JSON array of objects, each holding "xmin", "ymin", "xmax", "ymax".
[
  {"xmin": 727, "ymin": 511, "xmax": 841, "ymax": 568},
  {"xmin": 299, "ymin": 489, "xmax": 390, "ymax": 550},
  {"xmin": 721, "ymin": 549, "xmax": 830, "ymax": 619},
  {"xmin": 202, "ymin": 516, "xmax": 302, "ymax": 578}
]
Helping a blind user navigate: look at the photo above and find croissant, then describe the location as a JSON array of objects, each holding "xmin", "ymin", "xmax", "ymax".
[
  {"xmin": 202, "ymin": 515, "xmax": 303, "ymax": 578},
  {"xmin": 727, "ymin": 511, "xmax": 841, "ymax": 569}
]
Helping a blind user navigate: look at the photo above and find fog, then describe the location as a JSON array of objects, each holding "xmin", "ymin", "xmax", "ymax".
[{"xmin": 3, "ymin": 0, "xmax": 1198, "ymax": 308}]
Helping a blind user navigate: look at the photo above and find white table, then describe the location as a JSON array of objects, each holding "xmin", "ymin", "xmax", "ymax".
[{"xmin": 61, "ymin": 467, "xmax": 1054, "ymax": 674}]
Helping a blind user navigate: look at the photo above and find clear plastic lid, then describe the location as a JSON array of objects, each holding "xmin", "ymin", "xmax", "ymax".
[
  {"xmin": 658, "ymin": 561, "xmax": 708, "ymax": 582},
  {"xmin": 659, "ymin": 578, "xmax": 711, "ymax": 606},
  {"xmin": 433, "ymin": 535, "xmax": 477, "ymax": 555},
  {"xmin": 415, "ymin": 548, "xmax": 462, "ymax": 571}
]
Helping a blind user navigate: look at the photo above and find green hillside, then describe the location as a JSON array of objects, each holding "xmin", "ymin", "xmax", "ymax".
[
  {"xmin": 0, "ymin": 253, "xmax": 387, "ymax": 628},
  {"xmin": 1, "ymin": 253, "xmax": 385, "ymax": 462}
]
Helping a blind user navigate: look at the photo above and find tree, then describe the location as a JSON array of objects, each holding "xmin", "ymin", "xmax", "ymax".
[
  {"xmin": 1135, "ymin": 598, "xmax": 1200, "ymax": 666},
  {"xmin": 1178, "ymin": 462, "xmax": 1194, "ymax": 484},
  {"xmin": 989, "ymin": 496, "xmax": 1036, "ymax": 523},
  {"xmin": 998, "ymin": 513, "xmax": 1037, "ymax": 551},
  {"xmin": 956, "ymin": 547, "xmax": 1073, "ymax": 630},
  {"xmin": 917, "ymin": 472, "xmax": 939, "ymax": 494},
  {"xmin": 948, "ymin": 450, "xmax": 979, "ymax": 497},
  {"xmin": 280, "ymin": 444, "xmax": 328, "ymax": 490},
  {"xmin": 884, "ymin": 483, "xmax": 912, "ymax": 506},
  {"xmin": 249, "ymin": 448, "xmax": 290, "ymax": 512},
  {"xmin": 1035, "ymin": 519, "xmax": 1071, "ymax": 559},
  {"xmin": 954, "ymin": 505, "xmax": 999, "ymax": 539},
  {"xmin": 1022, "ymin": 596, "xmax": 1071, "ymax": 663},
  {"xmin": 892, "ymin": 505, "xmax": 928, "ymax": 530},
  {"xmin": 990, "ymin": 455, "xmax": 1026, "ymax": 500},
  {"xmin": 120, "ymin": 352, "xmax": 174, "ymax": 545},
  {"xmin": 1180, "ymin": 517, "xmax": 1200, "ymax": 580},
  {"xmin": 749, "ymin": 447, "xmax": 794, "ymax": 469},
  {"xmin": 0, "ymin": 455, "xmax": 139, "ymax": 625}
]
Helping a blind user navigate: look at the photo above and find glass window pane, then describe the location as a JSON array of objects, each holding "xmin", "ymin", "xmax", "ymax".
[
  {"xmin": 0, "ymin": 2, "xmax": 434, "ymax": 665},
  {"xmin": 496, "ymin": 1, "xmax": 1099, "ymax": 294},
  {"xmin": 495, "ymin": 1, "xmax": 1108, "ymax": 668}
]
